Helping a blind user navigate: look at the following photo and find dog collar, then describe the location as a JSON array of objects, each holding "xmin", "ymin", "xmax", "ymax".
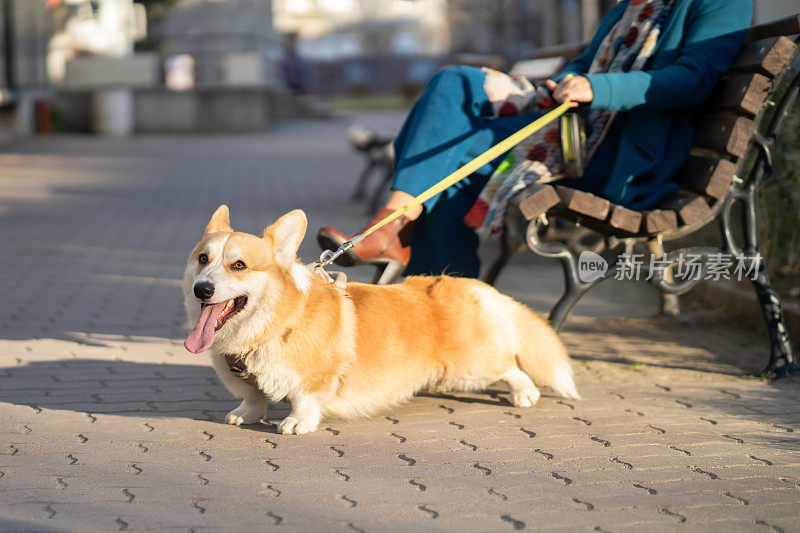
[
  {"xmin": 307, "ymin": 261, "xmax": 348, "ymax": 291},
  {"xmin": 223, "ymin": 353, "xmax": 259, "ymax": 388}
]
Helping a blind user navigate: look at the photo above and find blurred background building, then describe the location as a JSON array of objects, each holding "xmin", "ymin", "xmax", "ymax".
[
  {"xmin": 274, "ymin": 0, "xmax": 450, "ymax": 60},
  {"xmin": 273, "ymin": 0, "xmax": 448, "ymax": 96},
  {"xmin": 0, "ymin": 0, "xmax": 52, "ymax": 140},
  {"xmin": 0, "ymin": 0, "xmax": 797, "ymax": 138},
  {"xmin": 155, "ymin": 0, "xmax": 282, "ymax": 87}
]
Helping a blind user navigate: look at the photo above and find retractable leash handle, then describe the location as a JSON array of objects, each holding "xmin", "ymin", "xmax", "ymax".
[{"xmin": 319, "ymin": 101, "xmax": 574, "ymax": 267}]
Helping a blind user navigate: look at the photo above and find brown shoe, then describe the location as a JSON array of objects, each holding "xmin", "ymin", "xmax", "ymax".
[{"xmin": 317, "ymin": 208, "xmax": 415, "ymax": 284}]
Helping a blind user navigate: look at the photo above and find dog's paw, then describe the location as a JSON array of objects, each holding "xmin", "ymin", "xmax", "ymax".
[
  {"xmin": 510, "ymin": 387, "xmax": 540, "ymax": 408},
  {"xmin": 277, "ymin": 416, "xmax": 318, "ymax": 435},
  {"xmin": 224, "ymin": 404, "xmax": 263, "ymax": 426}
]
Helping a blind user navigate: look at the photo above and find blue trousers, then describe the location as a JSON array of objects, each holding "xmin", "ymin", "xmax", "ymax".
[{"xmin": 392, "ymin": 66, "xmax": 539, "ymax": 278}]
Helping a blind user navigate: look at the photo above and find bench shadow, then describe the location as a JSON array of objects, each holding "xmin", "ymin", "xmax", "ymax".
[{"xmin": 561, "ymin": 312, "xmax": 774, "ymax": 377}]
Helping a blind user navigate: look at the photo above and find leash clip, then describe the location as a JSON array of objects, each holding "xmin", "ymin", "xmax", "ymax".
[{"xmin": 319, "ymin": 239, "xmax": 356, "ymax": 267}]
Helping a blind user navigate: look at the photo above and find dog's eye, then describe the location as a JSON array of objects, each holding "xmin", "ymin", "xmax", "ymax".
[
  {"xmin": 198, "ymin": 253, "xmax": 208, "ymax": 265},
  {"xmin": 231, "ymin": 260, "xmax": 246, "ymax": 271}
]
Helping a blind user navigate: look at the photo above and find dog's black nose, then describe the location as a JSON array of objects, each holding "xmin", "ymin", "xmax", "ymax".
[{"xmin": 194, "ymin": 281, "xmax": 215, "ymax": 300}]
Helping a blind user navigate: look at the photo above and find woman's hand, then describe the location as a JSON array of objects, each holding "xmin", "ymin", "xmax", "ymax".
[{"xmin": 545, "ymin": 76, "xmax": 593, "ymax": 107}]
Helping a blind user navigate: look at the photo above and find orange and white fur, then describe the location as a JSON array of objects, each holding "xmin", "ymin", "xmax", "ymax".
[{"xmin": 183, "ymin": 206, "xmax": 579, "ymax": 435}]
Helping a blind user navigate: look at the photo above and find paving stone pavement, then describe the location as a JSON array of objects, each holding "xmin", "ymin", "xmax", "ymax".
[{"xmin": 1, "ymin": 112, "xmax": 799, "ymax": 532}]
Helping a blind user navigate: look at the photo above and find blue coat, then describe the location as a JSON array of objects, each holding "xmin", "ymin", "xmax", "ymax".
[{"xmin": 553, "ymin": 0, "xmax": 753, "ymax": 209}]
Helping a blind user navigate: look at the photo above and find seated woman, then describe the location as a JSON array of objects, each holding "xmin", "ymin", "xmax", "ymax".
[{"xmin": 318, "ymin": 0, "xmax": 753, "ymax": 280}]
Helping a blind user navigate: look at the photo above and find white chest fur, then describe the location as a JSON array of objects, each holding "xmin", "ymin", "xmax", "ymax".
[{"xmin": 211, "ymin": 342, "xmax": 302, "ymax": 402}]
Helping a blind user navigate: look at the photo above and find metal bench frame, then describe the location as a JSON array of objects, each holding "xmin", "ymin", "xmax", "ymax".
[
  {"xmin": 347, "ymin": 126, "xmax": 396, "ymax": 213},
  {"xmin": 486, "ymin": 15, "xmax": 800, "ymax": 378}
]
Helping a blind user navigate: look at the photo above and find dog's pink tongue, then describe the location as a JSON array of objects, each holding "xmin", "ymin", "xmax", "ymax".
[{"xmin": 185, "ymin": 303, "xmax": 227, "ymax": 354}]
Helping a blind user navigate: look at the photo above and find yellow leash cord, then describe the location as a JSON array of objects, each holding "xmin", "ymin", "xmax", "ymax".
[{"xmin": 319, "ymin": 101, "xmax": 573, "ymax": 266}]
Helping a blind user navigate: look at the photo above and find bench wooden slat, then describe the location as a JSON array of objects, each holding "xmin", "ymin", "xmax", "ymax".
[
  {"xmin": 660, "ymin": 192, "xmax": 712, "ymax": 226},
  {"xmin": 643, "ymin": 209, "xmax": 678, "ymax": 234},
  {"xmin": 517, "ymin": 184, "xmax": 560, "ymax": 220},
  {"xmin": 731, "ymin": 36, "xmax": 797, "ymax": 77},
  {"xmin": 608, "ymin": 205, "xmax": 642, "ymax": 234},
  {"xmin": 677, "ymin": 156, "xmax": 737, "ymax": 200},
  {"xmin": 745, "ymin": 13, "xmax": 800, "ymax": 42},
  {"xmin": 712, "ymin": 73, "xmax": 771, "ymax": 116},
  {"xmin": 555, "ymin": 186, "xmax": 610, "ymax": 220},
  {"xmin": 694, "ymin": 115, "xmax": 755, "ymax": 158}
]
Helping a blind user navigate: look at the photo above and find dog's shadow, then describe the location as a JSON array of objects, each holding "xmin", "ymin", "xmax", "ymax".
[
  {"xmin": 0, "ymin": 358, "xmax": 240, "ymax": 423},
  {"xmin": 0, "ymin": 358, "xmax": 512, "ymax": 431},
  {"xmin": 416, "ymin": 391, "xmax": 511, "ymax": 406}
]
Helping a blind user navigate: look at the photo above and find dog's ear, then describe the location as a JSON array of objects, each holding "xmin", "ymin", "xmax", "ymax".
[
  {"xmin": 264, "ymin": 209, "xmax": 307, "ymax": 268},
  {"xmin": 205, "ymin": 205, "xmax": 231, "ymax": 235}
]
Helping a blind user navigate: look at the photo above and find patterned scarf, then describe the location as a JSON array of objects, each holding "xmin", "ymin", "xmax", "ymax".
[{"xmin": 465, "ymin": 0, "xmax": 675, "ymax": 236}]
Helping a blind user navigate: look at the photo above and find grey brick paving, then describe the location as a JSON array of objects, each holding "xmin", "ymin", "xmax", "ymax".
[{"xmin": 1, "ymin": 112, "xmax": 799, "ymax": 532}]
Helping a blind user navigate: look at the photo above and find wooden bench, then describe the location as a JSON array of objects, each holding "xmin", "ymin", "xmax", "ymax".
[{"xmin": 485, "ymin": 14, "xmax": 800, "ymax": 378}]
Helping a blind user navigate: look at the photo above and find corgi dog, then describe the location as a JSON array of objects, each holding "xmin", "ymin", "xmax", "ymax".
[{"xmin": 183, "ymin": 206, "xmax": 579, "ymax": 435}]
